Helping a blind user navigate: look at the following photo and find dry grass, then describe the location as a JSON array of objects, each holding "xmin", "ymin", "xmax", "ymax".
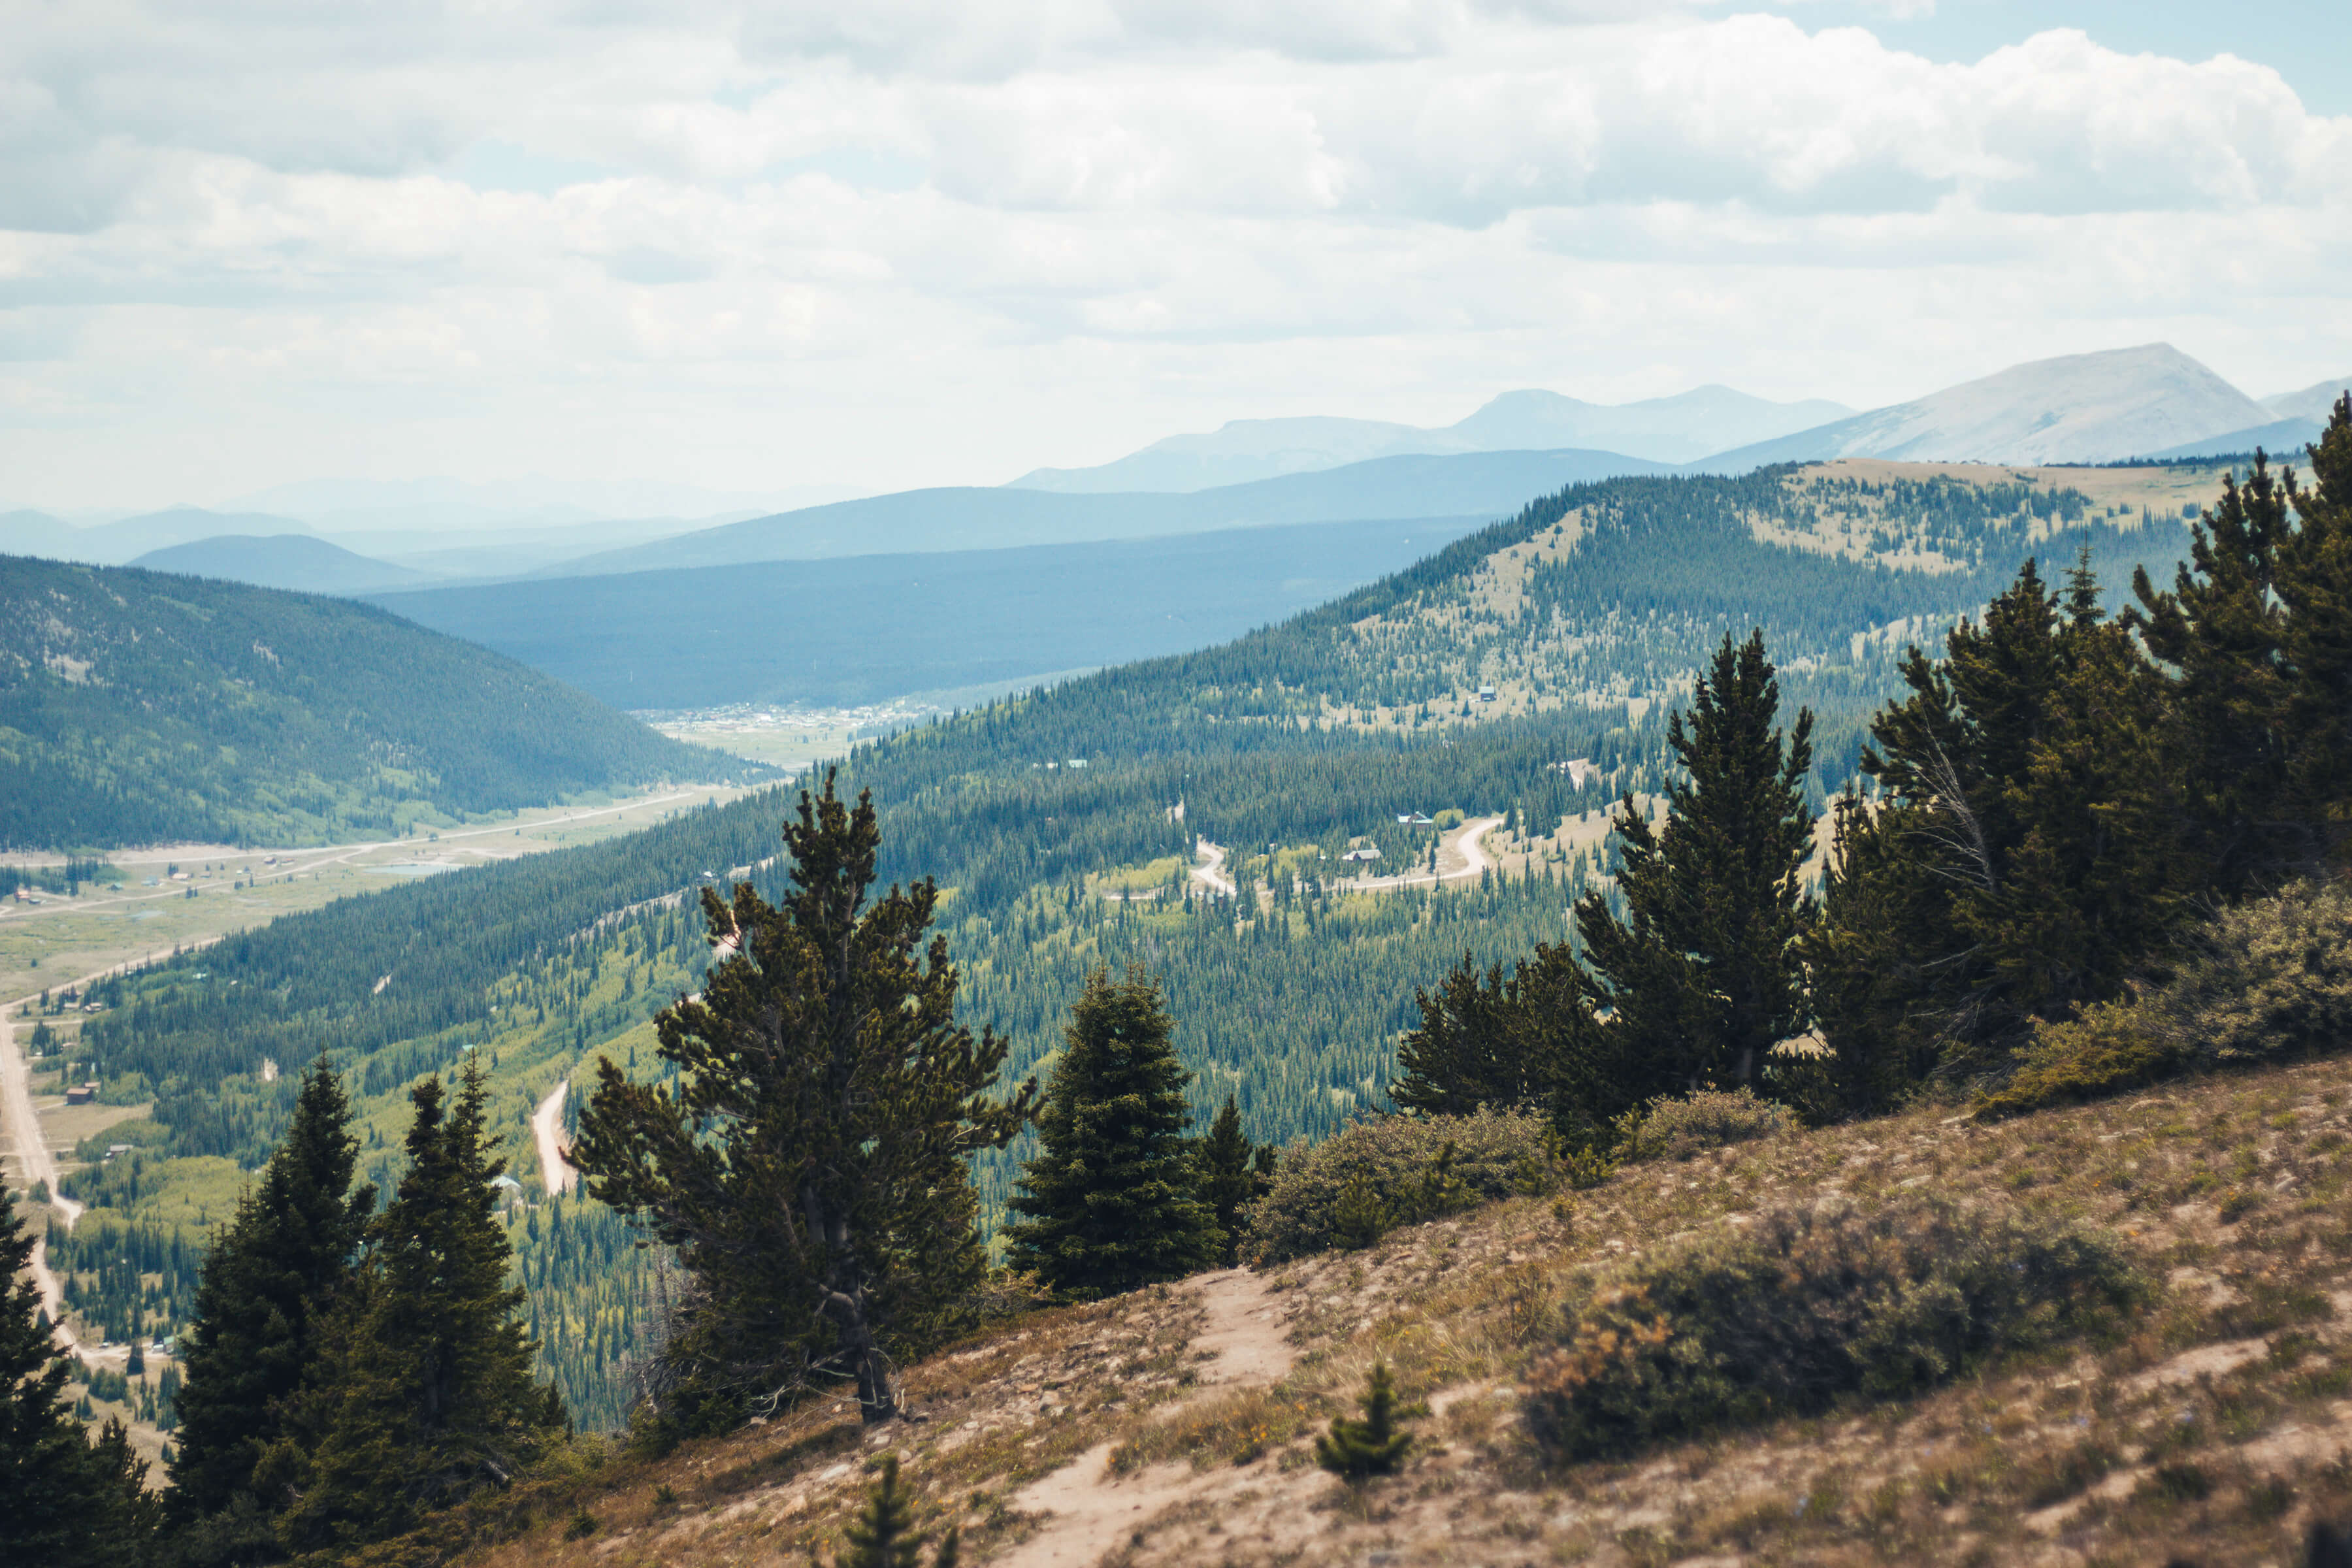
[{"xmin": 387, "ymin": 1053, "xmax": 2352, "ymax": 1567}]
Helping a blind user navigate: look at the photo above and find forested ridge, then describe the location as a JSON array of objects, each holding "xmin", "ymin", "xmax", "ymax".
[
  {"xmin": 0, "ymin": 555, "xmax": 760, "ymax": 849},
  {"xmin": 58, "ymin": 458, "xmax": 2222, "ymax": 1431}
]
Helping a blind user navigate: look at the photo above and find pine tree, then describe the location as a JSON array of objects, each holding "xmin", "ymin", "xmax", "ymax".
[
  {"xmin": 1810, "ymin": 555, "xmax": 2183, "ymax": 1092},
  {"xmin": 2270, "ymin": 400, "xmax": 2352, "ymax": 864},
  {"xmin": 1200, "ymin": 1094, "xmax": 1268, "ymax": 1266},
  {"xmin": 1577, "ymin": 630, "xmax": 1815, "ymax": 1095},
  {"xmin": 1392, "ymin": 941, "xmax": 1626, "ymax": 1140},
  {"xmin": 2129, "ymin": 455, "xmax": 2300, "ymax": 889},
  {"xmin": 1, "ymin": 1188, "xmax": 158, "ymax": 1565},
  {"xmin": 573, "ymin": 776, "xmax": 1037, "ymax": 1427},
  {"xmin": 825, "ymin": 1456, "xmax": 958, "ymax": 1568},
  {"xmin": 1315, "ymin": 1362, "xmax": 1413, "ymax": 1480},
  {"xmin": 169, "ymin": 1063, "xmax": 374, "ymax": 1542},
  {"xmin": 277, "ymin": 1059, "xmax": 565, "ymax": 1548},
  {"xmin": 1007, "ymin": 967, "xmax": 1220, "ymax": 1298}
]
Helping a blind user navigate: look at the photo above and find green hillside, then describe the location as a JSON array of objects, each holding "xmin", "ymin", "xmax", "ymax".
[
  {"xmin": 60, "ymin": 459, "xmax": 2223, "ymax": 1427},
  {"xmin": 0, "ymin": 555, "xmax": 762, "ymax": 849}
]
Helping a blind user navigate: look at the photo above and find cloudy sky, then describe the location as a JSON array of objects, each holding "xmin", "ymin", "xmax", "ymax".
[{"xmin": 3, "ymin": 0, "xmax": 2347, "ymax": 512}]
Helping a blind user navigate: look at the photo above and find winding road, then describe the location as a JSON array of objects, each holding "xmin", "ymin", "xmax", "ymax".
[
  {"xmin": 532, "ymin": 1077, "xmax": 578, "ymax": 1197},
  {"xmin": 1188, "ymin": 814, "xmax": 1504, "ymax": 907},
  {"xmin": 2, "ymin": 974, "xmax": 112, "ymax": 1359}
]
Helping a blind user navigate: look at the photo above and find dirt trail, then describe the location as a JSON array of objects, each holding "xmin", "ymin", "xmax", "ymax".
[
  {"xmin": 532, "ymin": 1077, "xmax": 577, "ymax": 1196},
  {"xmin": 993, "ymin": 1269, "xmax": 1296, "ymax": 1568}
]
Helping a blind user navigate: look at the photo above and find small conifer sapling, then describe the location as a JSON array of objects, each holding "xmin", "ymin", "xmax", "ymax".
[{"xmin": 1315, "ymin": 1361, "xmax": 1414, "ymax": 1481}]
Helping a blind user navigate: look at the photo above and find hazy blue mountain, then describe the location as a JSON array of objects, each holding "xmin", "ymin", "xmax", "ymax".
[
  {"xmin": 1009, "ymin": 385, "xmax": 1851, "ymax": 492},
  {"xmin": 0, "ymin": 510, "xmax": 67, "ymax": 557},
  {"xmin": 0, "ymin": 555, "xmax": 757, "ymax": 849},
  {"xmin": 2262, "ymin": 376, "xmax": 2352, "ymax": 424},
  {"xmin": 223, "ymin": 474, "xmax": 860, "ymax": 531},
  {"xmin": 549, "ymin": 447, "xmax": 1674, "ymax": 577},
  {"xmin": 50, "ymin": 506, "xmax": 320, "ymax": 564},
  {"xmin": 131, "ymin": 533, "xmax": 435, "ymax": 595},
  {"xmin": 370, "ymin": 515, "xmax": 1495, "ymax": 709},
  {"xmin": 1691, "ymin": 344, "xmax": 2272, "ymax": 470},
  {"xmin": 2144, "ymin": 418, "xmax": 2328, "ymax": 462}
]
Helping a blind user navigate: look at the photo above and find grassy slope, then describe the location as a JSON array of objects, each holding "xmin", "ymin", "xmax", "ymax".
[
  {"xmin": 0, "ymin": 555, "xmax": 757, "ymax": 849},
  {"xmin": 367, "ymin": 1052, "xmax": 2352, "ymax": 1568}
]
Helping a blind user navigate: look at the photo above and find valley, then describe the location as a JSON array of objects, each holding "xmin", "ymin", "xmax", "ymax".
[
  {"xmin": 24, "ymin": 452, "xmax": 2242, "ymax": 1454},
  {"xmin": 8, "ymin": 412, "xmax": 2347, "ymax": 1563}
]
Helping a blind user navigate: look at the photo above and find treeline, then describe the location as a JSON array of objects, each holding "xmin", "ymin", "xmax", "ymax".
[{"xmin": 0, "ymin": 555, "xmax": 760, "ymax": 849}]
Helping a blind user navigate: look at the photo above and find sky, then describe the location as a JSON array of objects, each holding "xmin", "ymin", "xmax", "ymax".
[{"xmin": 1, "ymin": 0, "xmax": 2347, "ymax": 513}]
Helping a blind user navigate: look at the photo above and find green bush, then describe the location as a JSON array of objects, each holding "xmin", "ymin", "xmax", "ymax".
[
  {"xmin": 1524, "ymin": 1193, "xmax": 2145, "ymax": 1460},
  {"xmin": 1614, "ymin": 1087, "xmax": 1791, "ymax": 1163},
  {"xmin": 1980, "ymin": 879, "xmax": 2352, "ymax": 1118},
  {"xmin": 1243, "ymin": 1109, "xmax": 1558, "ymax": 1264}
]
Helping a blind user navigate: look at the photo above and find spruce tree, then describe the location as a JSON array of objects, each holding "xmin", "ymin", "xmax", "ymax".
[
  {"xmin": 826, "ymin": 1456, "xmax": 958, "ymax": 1568},
  {"xmin": 1200, "ymin": 1095, "xmax": 1267, "ymax": 1266},
  {"xmin": 1, "ymin": 1188, "xmax": 157, "ymax": 1564},
  {"xmin": 573, "ymin": 776, "xmax": 1036, "ymax": 1427},
  {"xmin": 169, "ymin": 1063, "xmax": 374, "ymax": 1541},
  {"xmin": 2130, "ymin": 455, "xmax": 2300, "ymax": 889},
  {"xmin": 1005, "ymin": 966, "xmax": 1220, "ymax": 1298},
  {"xmin": 1393, "ymin": 941, "xmax": 1627, "ymax": 1139},
  {"xmin": 1578, "ymin": 630, "xmax": 1815, "ymax": 1095},
  {"xmin": 277, "ymin": 1059, "xmax": 564, "ymax": 1548},
  {"xmin": 1315, "ymin": 1362, "xmax": 1413, "ymax": 1480},
  {"xmin": 1809, "ymin": 554, "xmax": 2183, "ymax": 1093}
]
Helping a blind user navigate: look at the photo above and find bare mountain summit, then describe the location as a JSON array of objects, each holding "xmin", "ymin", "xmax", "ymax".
[{"xmin": 1697, "ymin": 344, "xmax": 2273, "ymax": 468}]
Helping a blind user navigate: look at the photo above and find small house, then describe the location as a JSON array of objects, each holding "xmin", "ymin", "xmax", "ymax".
[
  {"xmin": 1341, "ymin": 846, "xmax": 1382, "ymax": 863},
  {"xmin": 65, "ymin": 1083, "xmax": 97, "ymax": 1106},
  {"xmin": 1394, "ymin": 812, "xmax": 1434, "ymax": 827},
  {"xmin": 1478, "ymin": 685, "xmax": 1497, "ymax": 702}
]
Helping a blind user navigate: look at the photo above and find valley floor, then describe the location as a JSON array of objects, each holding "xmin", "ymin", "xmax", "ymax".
[{"xmin": 399, "ymin": 1051, "xmax": 2352, "ymax": 1568}]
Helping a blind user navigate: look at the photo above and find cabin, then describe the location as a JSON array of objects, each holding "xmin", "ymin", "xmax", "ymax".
[
  {"xmin": 1341, "ymin": 846, "xmax": 1382, "ymax": 863},
  {"xmin": 65, "ymin": 1083, "xmax": 98, "ymax": 1106},
  {"xmin": 1394, "ymin": 812, "xmax": 1435, "ymax": 827},
  {"xmin": 1478, "ymin": 685, "xmax": 1497, "ymax": 702}
]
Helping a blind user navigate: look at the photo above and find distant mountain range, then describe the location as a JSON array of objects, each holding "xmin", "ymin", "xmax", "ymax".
[
  {"xmin": 1009, "ymin": 385, "xmax": 1855, "ymax": 491},
  {"xmin": 544, "ymin": 448, "xmax": 1677, "ymax": 577},
  {"xmin": 131, "ymin": 534, "xmax": 431, "ymax": 595},
  {"xmin": 368, "ymin": 515, "xmax": 1496, "ymax": 710},
  {"xmin": 16, "ymin": 347, "xmax": 2347, "ymax": 613}
]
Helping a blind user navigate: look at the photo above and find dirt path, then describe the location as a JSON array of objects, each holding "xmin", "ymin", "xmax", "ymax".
[
  {"xmin": 532, "ymin": 1077, "xmax": 577, "ymax": 1196},
  {"xmin": 992, "ymin": 1269, "xmax": 1296, "ymax": 1568}
]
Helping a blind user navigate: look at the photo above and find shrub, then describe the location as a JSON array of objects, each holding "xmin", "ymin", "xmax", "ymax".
[
  {"xmin": 1614, "ymin": 1087, "xmax": 1791, "ymax": 1163},
  {"xmin": 1243, "ymin": 1109, "xmax": 1558, "ymax": 1264},
  {"xmin": 1980, "ymin": 879, "xmax": 2352, "ymax": 1118},
  {"xmin": 1524, "ymin": 1193, "xmax": 2146, "ymax": 1461}
]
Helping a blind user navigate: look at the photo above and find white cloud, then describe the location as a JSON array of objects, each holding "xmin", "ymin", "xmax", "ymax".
[{"xmin": 0, "ymin": 2, "xmax": 2346, "ymax": 508}]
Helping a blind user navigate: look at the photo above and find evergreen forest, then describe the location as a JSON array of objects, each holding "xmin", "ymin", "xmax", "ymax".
[
  {"xmin": 39, "ymin": 450, "xmax": 2274, "ymax": 1450},
  {"xmin": 0, "ymin": 555, "xmax": 760, "ymax": 849}
]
